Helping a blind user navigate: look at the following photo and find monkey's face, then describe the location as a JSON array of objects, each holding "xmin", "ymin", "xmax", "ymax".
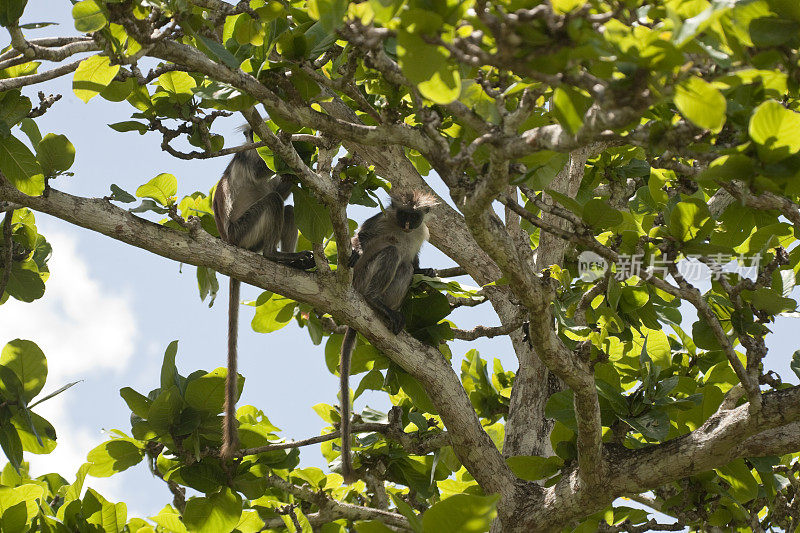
[{"xmin": 394, "ymin": 208, "xmax": 426, "ymax": 232}]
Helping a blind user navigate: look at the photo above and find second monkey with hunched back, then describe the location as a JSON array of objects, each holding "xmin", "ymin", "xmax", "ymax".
[
  {"xmin": 339, "ymin": 191, "xmax": 438, "ymax": 482},
  {"xmin": 213, "ymin": 128, "xmax": 315, "ymax": 460}
]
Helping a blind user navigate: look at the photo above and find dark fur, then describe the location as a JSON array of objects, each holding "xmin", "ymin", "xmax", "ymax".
[
  {"xmin": 213, "ymin": 136, "xmax": 314, "ymax": 460},
  {"xmin": 339, "ymin": 191, "xmax": 438, "ymax": 482}
]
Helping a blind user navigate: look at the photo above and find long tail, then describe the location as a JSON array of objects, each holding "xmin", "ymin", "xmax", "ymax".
[
  {"xmin": 340, "ymin": 327, "xmax": 357, "ymax": 482},
  {"xmin": 221, "ymin": 277, "xmax": 240, "ymax": 460}
]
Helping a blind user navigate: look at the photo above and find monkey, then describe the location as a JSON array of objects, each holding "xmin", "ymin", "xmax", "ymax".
[
  {"xmin": 213, "ymin": 128, "xmax": 315, "ymax": 460},
  {"xmin": 338, "ymin": 191, "xmax": 438, "ymax": 482}
]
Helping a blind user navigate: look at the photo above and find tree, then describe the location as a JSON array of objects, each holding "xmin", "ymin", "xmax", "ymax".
[{"xmin": 1, "ymin": 0, "xmax": 800, "ymax": 530}]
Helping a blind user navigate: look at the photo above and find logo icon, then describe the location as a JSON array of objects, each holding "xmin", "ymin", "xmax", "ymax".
[{"xmin": 577, "ymin": 251, "xmax": 609, "ymax": 281}]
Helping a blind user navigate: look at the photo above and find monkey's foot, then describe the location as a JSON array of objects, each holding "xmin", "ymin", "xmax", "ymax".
[
  {"xmin": 416, "ymin": 268, "xmax": 437, "ymax": 277},
  {"xmin": 289, "ymin": 250, "xmax": 315, "ymax": 270}
]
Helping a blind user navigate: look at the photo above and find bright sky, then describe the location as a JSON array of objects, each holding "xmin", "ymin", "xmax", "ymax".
[{"xmin": 1, "ymin": 2, "xmax": 798, "ymax": 521}]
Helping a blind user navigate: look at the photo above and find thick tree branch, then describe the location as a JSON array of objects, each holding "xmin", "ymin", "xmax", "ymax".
[
  {"xmin": 526, "ymin": 385, "xmax": 800, "ymax": 532},
  {"xmin": 0, "ymin": 177, "xmax": 513, "ymax": 501},
  {"xmin": 461, "ymin": 170, "xmax": 605, "ymax": 488}
]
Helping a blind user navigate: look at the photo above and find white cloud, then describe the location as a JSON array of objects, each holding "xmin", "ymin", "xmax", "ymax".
[
  {"xmin": 0, "ymin": 227, "xmax": 138, "ymax": 506},
  {"xmin": 0, "ymin": 228, "xmax": 137, "ymax": 383}
]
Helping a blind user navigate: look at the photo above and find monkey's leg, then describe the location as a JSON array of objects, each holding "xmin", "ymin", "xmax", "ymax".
[
  {"xmin": 280, "ymin": 205, "xmax": 298, "ymax": 252},
  {"xmin": 356, "ymin": 246, "xmax": 406, "ymax": 333},
  {"xmin": 227, "ymin": 193, "xmax": 282, "ymax": 251},
  {"xmin": 383, "ymin": 261, "xmax": 413, "ymax": 310},
  {"xmin": 273, "ymin": 206, "xmax": 315, "ymax": 270}
]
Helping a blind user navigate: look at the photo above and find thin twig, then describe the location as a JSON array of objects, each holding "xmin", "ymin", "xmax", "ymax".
[
  {"xmin": 451, "ymin": 318, "xmax": 524, "ymax": 340},
  {"xmin": 436, "ymin": 266, "xmax": 467, "ymax": 277},
  {"xmin": 234, "ymin": 422, "xmax": 450, "ymax": 458}
]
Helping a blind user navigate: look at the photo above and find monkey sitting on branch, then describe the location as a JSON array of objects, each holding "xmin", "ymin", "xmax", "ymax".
[
  {"xmin": 212, "ymin": 128, "xmax": 315, "ymax": 460},
  {"xmin": 338, "ymin": 191, "xmax": 439, "ymax": 482}
]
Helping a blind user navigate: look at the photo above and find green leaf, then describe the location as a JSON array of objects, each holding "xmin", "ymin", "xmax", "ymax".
[
  {"xmin": 119, "ymin": 387, "xmax": 151, "ymax": 418},
  {"xmin": 620, "ymin": 286, "xmax": 649, "ymax": 311},
  {"xmin": 551, "ymin": 0, "xmax": 584, "ymax": 14},
  {"xmin": 293, "ymin": 187, "xmax": 333, "ymax": 244},
  {"xmin": 0, "ymin": 0, "xmax": 27, "ymax": 27},
  {"xmin": 748, "ymin": 287, "xmax": 796, "ymax": 314},
  {"xmin": 749, "ymin": 100, "xmax": 800, "ymax": 160},
  {"xmin": 545, "ymin": 390, "xmax": 577, "ymax": 431},
  {"xmin": 552, "ymin": 86, "xmax": 592, "ymax": 135},
  {"xmin": 86, "ymin": 439, "xmax": 144, "ymax": 477},
  {"xmin": 308, "ymin": 0, "xmax": 348, "ymax": 31},
  {"xmin": 72, "ymin": 0, "xmax": 106, "ymax": 32},
  {"xmin": 0, "ymin": 424, "xmax": 23, "ymax": 473},
  {"xmin": 36, "ymin": 133, "xmax": 75, "ymax": 175},
  {"xmin": 768, "ymin": 0, "xmax": 800, "ymax": 22},
  {"xmin": 354, "ymin": 369, "xmax": 384, "ymax": 400},
  {"xmin": 196, "ymin": 34, "xmax": 241, "ymax": 70},
  {"xmin": 698, "ymin": 154, "xmax": 755, "ymax": 182},
  {"xmin": 791, "ymin": 350, "xmax": 800, "ymax": 381},
  {"xmin": 0, "ymin": 365, "xmax": 25, "ymax": 404},
  {"xmin": 158, "ymin": 71, "xmax": 196, "ymax": 104},
  {"xmin": 389, "ymin": 492, "xmax": 423, "ymax": 532},
  {"xmin": 0, "ymin": 134, "xmax": 45, "ymax": 196},
  {"xmin": 5, "ymin": 263, "xmax": 46, "ymax": 302},
  {"xmin": 108, "ymin": 121, "xmax": 148, "ymax": 135},
  {"xmin": 506, "ymin": 455, "xmax": 563, "ymax": 481},
  {"xmin": 627, "ymin": 409, "xmax": 670, "ymax": 441},
  {"xmin": 150, "ymin": 505, "xmax": 188, "ymax": 533},
  {"xmin": 1, "ymin": 339, "xmax": 47, "ymax": 403},
  {"xmin": 108, "ymin": 184, "xmax": 136, "ymax": 203},
  {"xmin": 397, "ymin": 22, "xmax": 461, "ymax": 105},
  {"xmin": 583, "ymin": 199, "xmax": 622, "ymax": 229},
  {"xmin": 421, "ymin": 494, "xmax": 499, "ymax": 533},
  {"xmin": 397, "ymin": 371, "xmax": 437, "ymax": 414},
  {"xmin": 100, "ymin": 78, "xmax": 136, "ymax": 102},
  {"xmin": 251, "ymin": 293, "xmax": 296, "ymax": 333},
  {"xmin": 232, "ymin": 14, "xmax": 264, "ymax": 46},
  {"xmin": 147, "ymin": 386, "xmax": 182, "ymax": 431},
  {"xmin": 669, "ymin": 198, "xmax": 712, "ymax": 242},
  {"xmin": 716, "ymin": 459, "xmax": 759, "ymax": 503},
  {"xmin": 160, "ymin": 340, "xmax": 179, "ymax": 391},
  {"xmin": 674, "ymin": 76, "xmax": 727, "ymax": 133},
  {"xmin": 65, "ymin": 463, "xmax": 90, "ymax": 501},
  {"xmin": 18, "ymin": 118, "xmax": 41, "ymax": 148},
  {"xmin": 136, "ymin": 173, "xmax": 177, "ymax": 206},
  {"xmin": 28, "ymin": 380, "xmax": 79, "ymax": 409},
  {"xmin": 73, "ymin": 55, "xmax": 120, "ymax": 103},
  {"xmin": 183, "ymin": 489, "xmax": 242, "ymax": 533},
  {"xmin": 13, "ymin": 410, "xmax": 56, "ymax": 453},
  {"xmin": 185, "ymin": 368, "xmax": 242, "ymax": 414},
  {"xmin": 645, "ymin": 329, "xmax": 671, "ymax": 370},
  {"xmin": 0, "ymin": 91, "xmax": 32, "ymax": 128}
]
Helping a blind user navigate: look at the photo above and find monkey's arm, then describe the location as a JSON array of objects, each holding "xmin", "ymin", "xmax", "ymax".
[
  {"xmin": 412, "ymin": 255, "xmax": 437, "ymax": 277},
  {"xmin": 225, "ymin": 194, "xmax": 277, "ymax": 248},
  {"xmin": 348, "ymin": 212, "xmax": 383, "ymax": 267}
]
